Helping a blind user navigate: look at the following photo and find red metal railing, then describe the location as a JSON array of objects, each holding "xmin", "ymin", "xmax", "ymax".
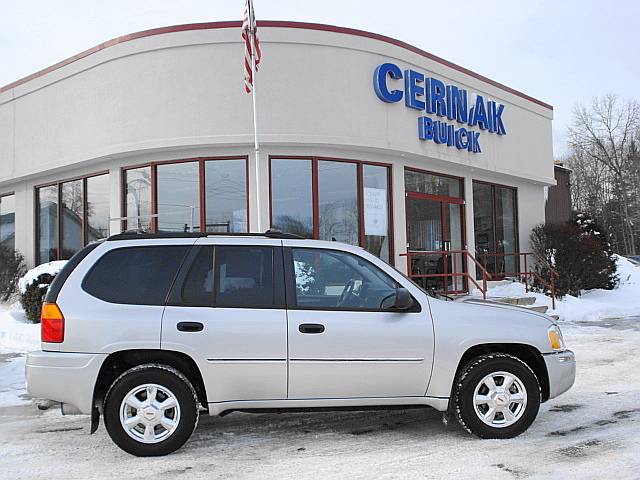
[
  {"xmin": 401, "ymin": 250, "xmax": 558, "ymax": 308},
  {"xmin": 477, "ymin": 252, "xmax": 558, "ymax": 309},
  {"xmin": 400, "ymin": 250, "xmax": 493, "ymax": 299}
]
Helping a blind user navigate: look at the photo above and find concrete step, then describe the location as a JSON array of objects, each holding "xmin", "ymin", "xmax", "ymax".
[
  {"xmin": 527, "ymin": 305, "xmax": 549, "ymax": 314},
  {"xmin": 489, "ymin": 296, "xmax": 536, "ymax": 306}
]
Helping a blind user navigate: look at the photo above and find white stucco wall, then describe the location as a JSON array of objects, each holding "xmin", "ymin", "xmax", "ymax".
[{"xmin": 0, "ymin": 22, "xmax": 554, "ymax": 270}]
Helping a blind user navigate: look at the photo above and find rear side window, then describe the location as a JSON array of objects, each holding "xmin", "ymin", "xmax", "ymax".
[
  {"xmin": 83, "ymin": 246, "xmax": 189, "ymax": 305},
  {"xmin": 214, "ymin": 246, "xmax": 275, "ymax": 307}
]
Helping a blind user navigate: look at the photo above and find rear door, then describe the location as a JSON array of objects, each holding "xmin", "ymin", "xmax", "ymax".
[
  {"xmin": 161, "ymin": 238, "xmax": 288, "ymax": 403},
  {"xmin": 283, "ymin": 242, "xmax": 434, "ymax": 399}
]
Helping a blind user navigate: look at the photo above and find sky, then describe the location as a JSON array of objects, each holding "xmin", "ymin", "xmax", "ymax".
[{"xmin": 1, "ymin": 0, "xmax": 639, "ymax": 157}]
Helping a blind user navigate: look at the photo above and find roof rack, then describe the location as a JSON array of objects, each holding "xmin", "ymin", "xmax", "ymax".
[{"xmin": 107, "ymin": 229, "xmax": 304, "ymax": 241}]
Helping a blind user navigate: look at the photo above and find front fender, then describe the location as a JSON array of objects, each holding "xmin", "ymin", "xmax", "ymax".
[{"xmin": 425, "ymin": 298, "xmax": 553, "ymax": 398}]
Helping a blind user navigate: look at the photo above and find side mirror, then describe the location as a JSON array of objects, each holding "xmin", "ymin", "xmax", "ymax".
[{"xmin": 390, "ymin": 287, "xmax": 414, "ymax": 311}]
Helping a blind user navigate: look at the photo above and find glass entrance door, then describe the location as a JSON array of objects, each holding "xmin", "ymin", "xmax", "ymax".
[{"xmin": 406, "ymin": 194, "xmax": 466, "ymax": 294}]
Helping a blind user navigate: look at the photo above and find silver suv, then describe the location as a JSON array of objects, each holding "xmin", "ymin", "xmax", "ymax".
[{"xmin": 26, "ymin": 232, "xmax": 575, "ymax": 456}]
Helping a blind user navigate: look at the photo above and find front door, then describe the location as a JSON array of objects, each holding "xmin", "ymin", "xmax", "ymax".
[
  {"xmin": 405, "ymin": 193, "xmax": 466, "ymax": 294},
  {"xmin": 283, "ymin": 243, "xmax": 433, "ymax": 399}
]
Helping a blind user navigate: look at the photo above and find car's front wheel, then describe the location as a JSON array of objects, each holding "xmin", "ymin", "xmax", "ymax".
[
  {"xmin": 103, "ymin": 364, "xmax": 199, "ymax": 456},
  {"xmin": 453, "ymin": 353, "xmax": 540, "ymax": 439}
]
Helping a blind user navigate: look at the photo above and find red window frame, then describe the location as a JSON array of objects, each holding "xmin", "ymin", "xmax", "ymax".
[
  {"xmin": 268, "ymin": 155, "xmax": 395, "ymax": 265},
  {"xmin": 471, "ymin": 179, "xmax": 520, "ymax": 278},
  {"xmin": 120, "ymin": 156, "xmax": 249, "ymax": 234},
  {"xmin": 34, "ymin": 171, "xmax": 109, "ymax": 264}
]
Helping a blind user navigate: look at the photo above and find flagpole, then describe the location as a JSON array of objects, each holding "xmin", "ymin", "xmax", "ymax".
[{"xmin": 249, "ymin": 1, "xmax": 262, "ymax": 232}]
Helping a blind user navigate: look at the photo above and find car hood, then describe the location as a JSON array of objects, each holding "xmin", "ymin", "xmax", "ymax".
[{"xmin": 460, "ymin": 298, "xmax": 556, "ymax": 325}]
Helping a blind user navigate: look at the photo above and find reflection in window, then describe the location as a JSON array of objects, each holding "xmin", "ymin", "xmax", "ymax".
[
  {"xmin": 318, "ymin": 161, "xmax": 359, "ymax": 246},
  {"xmin": 473, "ymin": 182, "xmax": 519, "ymax": 277},
  {"xmin": 363, "ymin": 165, "xmax": 390, "ymax": 262},
  {"xmin": 405, "ymin": 170, "xmax": 462, "ymax": 198},
  {"xmin": 215, "ymin": 246, "xmax": 274, "ymax": 307},
  {"xmin": 157, "ymin": 162, "xmax": 200, "ymax": 232},
  {"xmin": 61, "ymin": 180, "xmax": 83, "ymax": 259},
  {"xmin": 38, "ymin": 185, "xmax": 59, "ymax": 263},
  {"xmin": 292, "ymin": 248, "xmax": 397, "ymax": 310},
  {"xmin": 205, "ymin": 160, "xmax": 247, "ymax": 233},
  {"xmin": 496, "ymin": 187, "xmax": 518, "ymax": 274},
  {"xmin": 86, "ymin": 174, "xmax": 110, "ymax": 242},
  {"xmin": 125, "ymin": 167, "xmax": 152, "ymax": 232},
  {"xmin": 271, "ymin": 159, "xmax": 313, "ymax": 238},
  {"xmin": 0, "ymin": 194, "xmax": 16, "ymax": 251}
]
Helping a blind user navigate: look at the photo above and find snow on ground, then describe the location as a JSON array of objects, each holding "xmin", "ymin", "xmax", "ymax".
[
  {"xmin": 0, "ymin": 303, "xmax": 38, "ymax": 354},
  {"xmin": 471, "ymin": 254, "xmax": 640, "ymax": 324},
  {"xmin": 0, "ymin": 303, "xmax": 38, "ymax": 408}
]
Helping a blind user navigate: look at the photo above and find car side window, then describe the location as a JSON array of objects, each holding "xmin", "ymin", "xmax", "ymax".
[
  {"xmin": 82, "ymin": 246, "xmax": 189, "ymax": 305},
  {"xmin": 181, "ymin": 246, "xmax": 214, "ymax": 307},
  {"xmin": 291, "ymin": 248, "xmax": 399, "ymax": 310},
  {"xmin": 214, "ymin": 246, "xmax": 275, "ymax": 307}
]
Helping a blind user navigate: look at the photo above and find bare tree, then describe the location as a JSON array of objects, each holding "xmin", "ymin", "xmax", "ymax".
[{"xmin": 568, "ymin": 95, "xmax": 640, "ymax": 255}]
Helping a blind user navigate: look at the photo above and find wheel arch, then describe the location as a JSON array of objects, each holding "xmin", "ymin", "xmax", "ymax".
[
  {"xmin": 93, "ymin": 349, "xmax": 208, "ymax": 412},
  {"xmin": 452, "ymin": 343, "xmax": 550, "ymax": 403}
]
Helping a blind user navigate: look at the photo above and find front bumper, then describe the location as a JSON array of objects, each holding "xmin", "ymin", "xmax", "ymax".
[
  {"xmin": 543, "ymin": 349, "xmax": 576, "ymax": 399},
  {"xmin": 26, "ymin": 350, "xmax": 107, "ymax": 414}
]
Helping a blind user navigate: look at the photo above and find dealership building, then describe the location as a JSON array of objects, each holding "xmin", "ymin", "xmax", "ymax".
[{"xmin": 0, "ymin": 21, "xmax": 555, "ymax": 294}]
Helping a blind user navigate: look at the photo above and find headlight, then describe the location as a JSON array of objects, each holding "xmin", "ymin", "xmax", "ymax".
[{"xmin": 547, "ymin": 325, "xmax": 566, "ymax": 351}]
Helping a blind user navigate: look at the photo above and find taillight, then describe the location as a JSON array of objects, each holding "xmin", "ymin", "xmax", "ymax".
[{"xmin": 41, "ymin": 302, "xmax": 65, "ymax": 343}]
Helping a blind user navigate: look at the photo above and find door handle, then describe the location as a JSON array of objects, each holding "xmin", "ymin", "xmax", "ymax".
[
  {"xmin": 177, "ymin": 322, "xmax": 204, "ymax": 332},
  {"xmin": 298, "ymin": 323, "xmax": 325, "ymax": 334}
]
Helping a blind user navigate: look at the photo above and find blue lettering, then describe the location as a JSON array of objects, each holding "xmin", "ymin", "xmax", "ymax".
[
  {"xmin": 447, "ymin": 124, "xmax": 454, "ymax": 146},
  {"xmin": 455, "ymin": 128, "xmax": 469, "ymax": 149},
  {"xmin": 472, "ymin": 95, "xmax": 489, "ymax": 130},
  {"xmin": 418, "ymin": 116, "xmax": 434, "ymax": 140},
  {"xmin": 493, "ymin": 103, "xmax": 506, "ymax": 135},
  {"xmin": 430, "ymin": 78, "xmax": 447, "ymax": 117},
  {"xmin": 404, "ymin": 69, "xmax": 426, "ymax": 110},
  {"xmin": 373, "ymin": 63, "xmax": 403, "ymax": 103}
]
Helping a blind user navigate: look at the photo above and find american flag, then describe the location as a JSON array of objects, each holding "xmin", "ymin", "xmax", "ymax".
[{"xmin": 242, "ymin": 0, "xmax": 261, "ymax": 94}]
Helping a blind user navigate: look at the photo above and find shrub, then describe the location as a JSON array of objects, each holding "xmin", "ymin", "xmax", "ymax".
[
  {"xmin": 19, "ymin": 273, "xmax": 55, "ymax": 323},
  {"xmin": 0, "ymin": 246, "xmax": 27, "ymax": 302},
  {"xmin": 530, "ymin": 212, "xmax": 618, "ymax": 297}
]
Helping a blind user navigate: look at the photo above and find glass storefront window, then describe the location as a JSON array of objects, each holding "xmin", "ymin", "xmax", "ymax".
[
  {"xmin": 60, "ymin": 180, "xmax": 84, "ymax": 259},
  {"xmin": 36, "ymin": 173, "xmax": 111, "ymax": 263},
  {"xmin": 37, "ymin": 185, "xmax": 59, "ymax": 263},
  {"xmin": 157, "ymin": 162, "xmax": 200, "ymax": 232},
  {"xmin": 405, "ymin": 170, "xmax": 462, "ymax": 198},
  {"xmin": 363, "ymin": 165, "xmax": 390, "ymax": 262},
  {"xmin": 0, "ymin": 194, "xmax": 16, "ymax": 251},
  {"xmin": 270, "ymin": 158, "xmax": 393, "ymax": 263},
  {"xmin": 125, "ymin": 166, "xmax": 152, "ymax": 232},
  {"xmin": 86, "ymin": 174, "xmax": 111, "ymax": 242},
  {"xmin": 318, "ymin": 161, "xmax": 359, "ymax": 246},
  {"xmin": 270, "ymin": 159, "xmax": 313, "ymax": 238},
  {"xmin": 472, "ymin": 181, "xmax": 519, "ymax": 277},
  {"xmin": 205, "ymin": 159, "xmax": 247, "ymax": 233},
  {"xmin": 496, "ymin": 186, "xmax": 518, "ymax": 274}
]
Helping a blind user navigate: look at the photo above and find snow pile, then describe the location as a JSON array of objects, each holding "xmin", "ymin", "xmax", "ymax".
[
  {"xmin": 17, "ymin": 260, "xmax": 67, "ymax": 293},
  {"xmin": 0, "ymin": 303, "xmax": 39, "ymax": 353},
  {"xmin": 472, "ymin": 255, "xmax": 640, "ymax": 323}
]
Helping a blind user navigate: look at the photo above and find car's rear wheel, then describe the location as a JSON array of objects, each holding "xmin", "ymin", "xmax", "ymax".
[
  {"xmin": 103, "ymin": 364, "xmax": 199, "ymax": 456},
  {"xmin": 454, "ymin": 353, "xmax": 540, "ymax": 439}
]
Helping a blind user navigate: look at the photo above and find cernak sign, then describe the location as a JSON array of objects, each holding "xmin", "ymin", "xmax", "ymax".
[{"xmin": 373, "ymin": 63, "xmax": 507, "ymax": 153}]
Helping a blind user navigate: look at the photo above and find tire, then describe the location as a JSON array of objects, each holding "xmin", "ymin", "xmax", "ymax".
[
  {"xmin": 453, "ymin": 353, "xmax": 541, "ymax": 439},
  {"xmin": 103, "ymin": 364, "xmax": 199, "ymax": 456}
]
